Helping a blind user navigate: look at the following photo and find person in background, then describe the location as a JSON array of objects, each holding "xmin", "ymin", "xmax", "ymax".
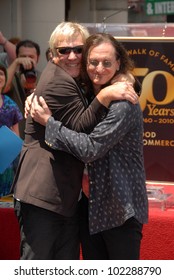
[
  {"xmin": 45, "ymin": 47, "xmax": 53, "ymax": 62},
  {"xmin": 30, "ymin": 33, "xmax": 148, "ymax": 260},
  {"xmin": 0, "ymin": 31, "xmax": 18, "ymax": 67},
  {"xmin": 4, "ymin": 39, "xmax": 41, "ymax": 139},
  {"xmin": 0, "ymin": 63, "xmax": 23, "ymax": 197},
  {"xmin": 11, "ymin": 22, "xmax": 138, "ymax": 260}
]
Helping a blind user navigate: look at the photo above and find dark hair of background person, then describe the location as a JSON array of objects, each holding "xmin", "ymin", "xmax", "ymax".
[
  {"xmin": 9, "ymin": 37, "xmax": 21, "ymax": 46},
  {"xmin": 16, "ymin": 40, "xmax": 40, "ymax": 58},
  {"xmin": 45, "ymin": 47, "xmax": 53, "ymax": 61}
]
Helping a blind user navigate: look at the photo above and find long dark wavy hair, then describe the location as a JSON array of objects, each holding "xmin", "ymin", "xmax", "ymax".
[{"xmin": 80, "ymin": 33, "xmax": 135, "ymax": 97}]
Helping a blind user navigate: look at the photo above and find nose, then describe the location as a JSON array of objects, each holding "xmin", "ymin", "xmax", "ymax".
[
  {"xmin": 68, "ymin": 50, "xmax": 78, "ymax": 59},
  {"xmin": 96, "ymin": 62, "xmax": 104, "ymax": 72}
]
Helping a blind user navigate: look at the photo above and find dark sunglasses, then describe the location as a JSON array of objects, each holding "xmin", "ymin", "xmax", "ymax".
[{"xmin": 56, "ymin": 45, "xmax": 83, "ymax": 55}]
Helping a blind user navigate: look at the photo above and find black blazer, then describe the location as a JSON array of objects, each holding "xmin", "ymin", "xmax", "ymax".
[{"xmin": 12, "ymin": 61, "xmax": 106, "ymax": 216}]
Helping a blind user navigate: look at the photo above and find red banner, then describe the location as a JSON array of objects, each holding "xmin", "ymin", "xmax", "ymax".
[{"xmin": 121, "ymin": 38, "xmax": 174, "ymax": 182}]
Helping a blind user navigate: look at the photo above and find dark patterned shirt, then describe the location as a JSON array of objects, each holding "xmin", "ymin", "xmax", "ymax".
[{"xmin": 45, "ymin": 100, "xmax": 148, "ymax": 234}]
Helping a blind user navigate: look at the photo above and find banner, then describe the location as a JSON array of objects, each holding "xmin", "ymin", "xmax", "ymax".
[
  {"xmin": 146, "ymin": 0, "xmax": 174, "ymax": 16},
  {"xmin": 121, "ymin": 38, "xmax": 174, "ymax": 182}
]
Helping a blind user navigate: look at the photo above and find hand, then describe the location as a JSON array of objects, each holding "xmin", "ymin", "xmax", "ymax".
[
  {"xmin": 111, "ymin": 72, "xmax": 141, "ymax": 101},
  {"xmin": 24, "ymin": 91, "xmax": 35, "ymax": 118},
  {"xmin": 110, "ymin": 82, "xmax": 139, "ymax": 104},
  {"xmin": 111, "ymin": 73, "xmax": 135, "ymax": 84},
  {"xmin": 16, "ymin": 57, "xmax": 36, "ymax": 70},
  {"xmin": 97, "ymin": 81, "xmax": 139, "ymax": 108},
  {"xmin": 30, "ymin": 96, "xmax": 52, "ymax": 126}
]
